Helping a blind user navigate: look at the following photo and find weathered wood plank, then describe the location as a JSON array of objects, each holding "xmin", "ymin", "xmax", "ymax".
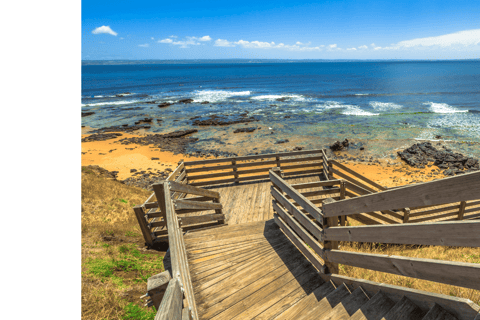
[
  {"xmin": 184, "ymin": 149, "xmax": 325, "ymax": 165},
  {"xmin": 274, "ymin": 214, "xmax": 325, "ymax": 272},
  {"xmin": 167, "ymin": 180, "xmax": 220, "ymax": 198},
  {"xmin": 167, "ymin": 162, "xmax": 185, "ymax": 181},
  {"xmin": 330, "ymin": 167, "xmax": 378, "ymax": 193},
  {"xmin": 323, "ymin": 274, "xmax": 480, "ymax": 320},
  {"xmin": 155, "ymin": 279, "xmax": 182, "ymax": 320},
  {"xmin": 133, "ymin": 205, "xmax": 155, "ymax": 246},
  {"xmin": 273, "ymin": 201, "xmax": 325, "ymax": 259},
  {"xmin": 291, "ymin": 179, "xmax": 342, "ymax": 189},
  {"xmin": 174, "ymin": 199, "xmax": 222, "ymax": 211},
  {"xmin": 330, "ymin": 160, "xmax": 386, "ymax": 190},
  {"xmin": 271, "ymin": 187, "xmax": 323, "ymax": 241},
  {"xmin": 270, "ymin": 170, "xmax": 324, "ymax": 225},
  {"xmin": 179, "ymin": 214, "xmax": 225, "ymax": 227},
  {"xmin": 324, "ymin": 221, "xmax": 480, "ymax": 247},
  {"xmin": 323, "ymin": 171, "xmax": 480, "ymax": 217},
  {"xmin": 325, "ymin": 250, "xmax": 480, "ymax": 290}
]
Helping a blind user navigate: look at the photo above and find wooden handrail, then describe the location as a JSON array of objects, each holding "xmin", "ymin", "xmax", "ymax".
[
  {"xmin": 323, "ymin": 221, "xmax": 480, "ymax": 247},
  {"xmin": 269, "ymin": 169, "xmax": 324, "ymax": 225},
  {"xmin": 167, "ymin": 180, "xmax": 220, "ymax": 198},
  {"xmin": 323, "ymin": 171, "xmax": 480, "ymax": 217},
  {"xmin": 152, "ymin": 182, "xmax": 198, "ymax": 320},
  {"xmin": 325, "ymin": 250, "xmax": 480, "ymax": 290}
]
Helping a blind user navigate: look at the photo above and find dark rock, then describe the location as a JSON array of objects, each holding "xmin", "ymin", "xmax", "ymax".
[
  {"xmin": 178, "ymin": 98, "xmax": 194, "ymax": 104},
  {"xmin": 158, "ymin": 102, "xmax": 173, "ymax": 108},
  {"xmin": 293, "ymin": 146, "xmax": 303, "ymax": 151},
  {"xmin": 193, "ymin": 114, "xmax": 258, "ymax": 126},
  {"xmin": 330, "ymin": 139, "xmax": 350, "ymax": 151},
  {"xmin": 360, "ymin": 147, "xmax": 365, "ymax": 151},
  {"xmin": 151, "ymin": 157, "xmax": 159, "ymax": 160},
  {"xmin": 233, "ymin": 127, "xmax": 256, "ymax": 133},
  {"xmin": 81, "ymin": 133, "xmax": 122, "ymax": 142},
  {"xmin": 276, "ymin": 97, "xmax": 288, "ymax": 102},
  {"xmin": 82, "ymin": 112, "xmax": 95, "ymax": 117},
  {"xmin": 200, "ymin": 101, "xmax": 210, "ymax": 104},
  {"xmin": 275, "ymin": 139, "xmax": 289, "ymax": 144},
  {"xmin": 284, "ymin": 115, "xmax": 291, "ymax": 118},
  {"xmin": 130, "ymin": 169, "xmax": 137, "ymax": 173}
]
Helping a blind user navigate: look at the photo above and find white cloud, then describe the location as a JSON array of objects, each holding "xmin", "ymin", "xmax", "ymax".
[
  {"xmin": 329, "ymin": 44, "xmax": 337, "ymax": 49},
  {"xmin": 235, "ymin": 40, "xmax": 276, "ymax": 48},
  {"xmin": 374, "ymin": 47, "xmax": 382, "ymax": 50},
  {"xmin": 370, "ymin": 43, "xmax": 376, "ymax": 47},
  {"xmin": 151, "ymin": 37, "xmax": 154, "ymax": 40},
  {"xmin": 198, "ymin": 35, "xmax": 212, "ymax": 41},
  {"xmin": 358, "ymin": 45, "xmax": 368, "ymax": 49},
  {"xmin": 395, "ymin": 29, "xmax": 480, "ymax": 48},
  {"xmin": 158, "ymin": 38, "xmax": 173, "ymax": 43},
  {"xmin": 169, "ymin": 35, "xmax": 177, "ymax": 38},
  {"xmin": 214, "ymin": 39, "xmax": 235, "ymax": 47},
  {"xmin": 120, "ymin": 37, "xmax": 124, "ymax": 40},
  {"xmin": 346, "ymin": 47, "xmax": 357, "ymax": 51},
  {"xmin": 92, "ymin": 26, "xmax": 118, "ymax": 36},
  {"xmin": 139, "ymin": 44, "xmax": 149, "ymax": 47}
]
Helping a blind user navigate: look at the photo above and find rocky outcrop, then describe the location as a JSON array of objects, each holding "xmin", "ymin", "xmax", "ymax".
[
  {"xmin": 82, "ymin": 133, "xmax": 122, "ymax": 142},
  {"xmin": 397, "ymin": 142, "xmax": 479, "ymax": 175},
  {"xmin": 233, "ymin": 127, "xmax": 256, "ymax": 133},
  {"xmin": 330, "ymin": 139, "xmax": 349, "ymax": 151},
  {"xmin": 193, "ymin": 114, "xmax": 257, "ymax": 126},
  {"xmin": 117, "ymin": 129, "xmax": 199, "ymax": 154}
]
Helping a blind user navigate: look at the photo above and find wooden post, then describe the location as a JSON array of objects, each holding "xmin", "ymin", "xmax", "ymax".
[
  {"xmin": 458, "ymin": 201, "xmax": 467, "ymax": 220},
  {"xmin": 276, "ymin": 156, "xmax": 281, "ymax": 169},
  {"xmin": 156, "ymin": 182, "xmax": 168, "ymax": 229},
  {"xmin": 133, "ymin": 205, "xmax": 155, "ymax": 246},
  {"xmin": 403, "ymin": 208, "xmax": 411, "ymax": 223},
  {"xmin": 339, "ymin": 181, "xmax": 346, "ymax": 226},
  {"xmin": 213, "ymin": 194, "xmax": 225, "ymax": 225},
  {"xmin": 232, "ymin": 158, "xmax": 239, "ymax": 184},
  {"xmin": 147, "ymin": 271, "xmax": 172, "ymax": 310},
  {"xmin": 322, "ymin": 197, "xmax": 339, "ymax": 274},
  {"xmin": 271, "ymin": 167, "xmax": 284, "ymax": 194}
]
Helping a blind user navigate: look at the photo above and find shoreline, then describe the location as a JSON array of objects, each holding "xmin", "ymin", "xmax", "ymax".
[{"xmin": 81, "ymin": 129, "xmax": 466, "ymax": 189}]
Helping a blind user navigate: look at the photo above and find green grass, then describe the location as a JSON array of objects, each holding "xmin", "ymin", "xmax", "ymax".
[{"xmin": 122, "ymin": 303, "xmax": 156, "ymax": 320}]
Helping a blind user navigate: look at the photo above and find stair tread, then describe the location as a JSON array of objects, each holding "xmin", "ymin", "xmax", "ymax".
[
  {"xmin": 272, "ymin": 280, "xmax": 336, "ymax": 320},
  {"xmin": 381, "ymin": 296, "xmax": 425, "ymax": 320},
  {"xmin": 320, "ymin": 287, "xmax": 370, "ymax": 320},
  {"xmin": 422, "ymin": 303, "xmax": 458, "ymax": 320},
  {"xmin": 295, "ymin": 283, "xmax": 352, "ymax": 320},
  {"xmin": 350, "ymin": 290, "xmax": 396, "ymax": 320}
]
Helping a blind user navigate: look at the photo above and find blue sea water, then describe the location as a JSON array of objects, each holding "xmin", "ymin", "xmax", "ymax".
[{"xmin": 81, "ymin": 61, "xmax": 480, "ymax": 147}]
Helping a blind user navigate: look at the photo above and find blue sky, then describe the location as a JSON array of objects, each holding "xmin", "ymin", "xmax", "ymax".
[{"xmin": 82, "ymin": 0, "xmax": 480, "ymax": 60}]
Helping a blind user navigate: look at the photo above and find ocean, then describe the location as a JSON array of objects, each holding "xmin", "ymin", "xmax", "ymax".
[{"xmin": 81, "ymin": 60, "xmax": 480, "ymax": 157}]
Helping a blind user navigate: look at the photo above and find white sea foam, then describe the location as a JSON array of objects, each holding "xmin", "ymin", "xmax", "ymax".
[
  {"xmin": 342, "ymin": 106, "xmax": 379, "ymax": 116},
  {"xmin": 251, "ymin": 94, "xmax": 307, "ymax": 102},
  {"xmin": 192, "ymin": 90, "xmax": 251, "ymax": 103},
  {"xmin": 424, "ymin": 102, "xmax": 468, "ymax": 114},
  {"xmin": 370, "ymin": 101, "xmax": 402, "ymax": 111},
  {"xmin": 354, "ymin": 93, "xmax": 371, "ymax": 96},
  {"xmin": 81, "ymin": 100, "xmax": 141, "ymax": 107}
]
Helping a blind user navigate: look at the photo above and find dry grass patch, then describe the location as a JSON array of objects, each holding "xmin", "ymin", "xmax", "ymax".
[
  {"xmin": 81, "ymin": 167, "xmax": 162, "ymax": 320},
  {"xmin": 338, "ymin": 219, "xmax": 480, "ymax": 305}
]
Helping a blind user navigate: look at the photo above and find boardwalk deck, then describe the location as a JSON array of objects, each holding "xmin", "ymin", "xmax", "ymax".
[
  {"xmin": 184, "ymin": 220, "xmax": 327, "ymax": 320},
  {"xmin": 183, "ymin": 174, "xmax": 329, "ymax": 225}
]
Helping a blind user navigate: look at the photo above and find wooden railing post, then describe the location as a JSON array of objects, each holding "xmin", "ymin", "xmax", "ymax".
[
  {"xmin": 339, "ymin": 181, "xmax": 346, "ymax": 226},
  {"xmin": 403, "ymin": 208, "xmax": 410, "ymax": 223},
  {"xmin": 458, "ymin": 201, "xmax": 467, "ymax": 220},
  {"xmin": 133, "ymin": 205, "xmax": 155, "ymax": 247},
  {"xmin": 322, "ymin": 197, "xmax": 339, "ymax": 274},
  {"xmin": 156, "ymin": 182, "xmax": 168, "ymax": 230},
  {"xmin": 232, "ymin": 158, "xmax": 239, "ymax": 184},
  {"xmin": 276, "ymin": 156, "xmax": 281, "ymax": 169},
  {"xmin": 271, "ymin": 167, "xmax": 284, "ymax": 194}
]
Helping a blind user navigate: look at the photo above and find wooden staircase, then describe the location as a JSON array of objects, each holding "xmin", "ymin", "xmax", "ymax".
[{"xmin": 277, "ymin": 281, "xmax": 458, "ymax": 320}]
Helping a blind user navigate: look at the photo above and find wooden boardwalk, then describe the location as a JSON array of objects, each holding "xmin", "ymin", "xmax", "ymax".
[
  {"xmin": 188, "ymin": 174, "xmax": 326, "ymax": 225},
  {"xmin": 184, "ymin": 220, "xmax": 329, "ymax": 320}
]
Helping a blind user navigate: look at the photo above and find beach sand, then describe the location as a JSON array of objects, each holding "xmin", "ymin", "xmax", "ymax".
[{"xmin": 81, "ymin": 130, "xmax": 445, "ymax": 186}]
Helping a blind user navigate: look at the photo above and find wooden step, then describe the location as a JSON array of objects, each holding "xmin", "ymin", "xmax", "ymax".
[
  {"xmin": 422, "ymin": 303, "xmax": 458, "ymax": 320},
  {"xmin": 273, "ymin": 281, "xmax": 336, "ymax": 320},
  {"xmin": 350, "ymin": 290, "xmax": 396, "ymax": 320},
  {"xmin": 296, "ymin": 283, "xmax": 352, "ymax": 320},
  {"xmin": 381, "ymin": 296, "xmax": 425, "ymax": 320},
  {"xmin": 320, "ymin": 287, "xmax": 370, "ymax": 319}
]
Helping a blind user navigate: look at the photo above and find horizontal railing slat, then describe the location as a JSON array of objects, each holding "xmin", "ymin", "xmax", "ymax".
[
  {"xmin": 269, "ymin": 170, "xmax": 324, "ymax": 225},
  {"xmin": 325, "ymin": 250, "xmax": 480, "ymax": 290},
  {"xmin": 323, "ymin": 221, "xmax": 480, "ymax": 247},
  {"xmin": 323, "ymin": 171, "xmax": 480, "ymax": 217},
  {"xmin": 273, "ymin": 213, "xmax": 325, "ymax": 272},
  {"xmin": 271, "ymin": 186, "xmax": 323, "ymax": 241},
  {"xmin": 174, "ymin": 199, "xmax": 222, "ymax": 211},
  {"xmin": 168, "ymin": 180, "xmax": 220, "ymax": 198},
  {"xmin": 179, "ymin": 213, "xmax": 225, "ymax": 226},
  {"xmin": 291, "ymin": 180, "xmax": 343, "ymax": 190},
  {"xmin": 184, "ymin": 149, "xmax": 325, "ymax": 166},
  {"xmin": 330, "ymin": 160, "xmax": 386, "ymax": 191}
]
